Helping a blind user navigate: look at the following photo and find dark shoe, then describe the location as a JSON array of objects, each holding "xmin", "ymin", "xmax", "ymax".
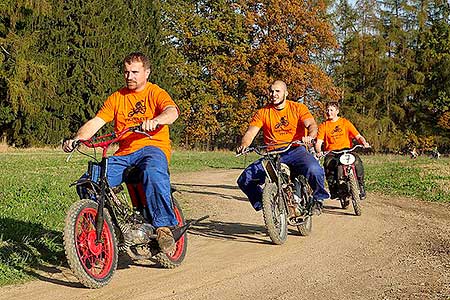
[
  {"xmin": 253, "ymin": 201, "xmax": 263, "ymax": 211},
  {"xmin": 330, "ymin": 190, "xmax": 339, "ymax": 200},
  {"xmin": 359, "ymin": 184, "xmax": 366, "ymax": 200},
  {"xmin": 156, "ymin": 227, "xmax": 176, "ymax": 254},
  {"xmin": 312, "ymin": 201, "xmax": 323, "ymax": 216}
]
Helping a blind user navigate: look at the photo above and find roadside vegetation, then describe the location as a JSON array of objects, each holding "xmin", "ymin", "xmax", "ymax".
[{"xmin": 0, "ymin": 149, "xmax": 449, "ymax": 286}]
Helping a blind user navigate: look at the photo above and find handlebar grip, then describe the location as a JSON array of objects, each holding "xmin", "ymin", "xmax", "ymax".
[
  {"xmin": 129, "ymin": 124, "xmax": 143, "ymax": 131},
  {"xmin": 71, "ymin": 139, "xmax": 81, "ymax": 149}
]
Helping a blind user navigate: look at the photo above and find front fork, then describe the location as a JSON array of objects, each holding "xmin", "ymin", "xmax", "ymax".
[
  {"xmin": 342, "ymin": 164, "xmax": 357, "ymax": 188},
  {"xmin": 95, "ymin": 157, "xmax": 108, "ymax": 243}
]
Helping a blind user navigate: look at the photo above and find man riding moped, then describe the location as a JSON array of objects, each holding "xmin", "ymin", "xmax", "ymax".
[
  {"xmin": 62, "ymin": 52, "xmax": 179, "ymax": 254},
  {"xmin": 236, "ymin": 80, "xmax": 330, "ymax": 215},
  {"xmin": 315, "ymin": 102, "xmax": 370, "ymax": 200}
]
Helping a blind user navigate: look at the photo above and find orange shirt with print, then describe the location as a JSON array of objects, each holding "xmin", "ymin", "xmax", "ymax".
[
  {"xmin": 317, "ymin": 117, "xmax": 359, "ymax": 151},
  {"xmin": 96, "ymin": 82, "xmax": 178, "ymax": 161},
  {"xmin": 250, "ymin": 100, "xmax": 313, "ymax": 147}
]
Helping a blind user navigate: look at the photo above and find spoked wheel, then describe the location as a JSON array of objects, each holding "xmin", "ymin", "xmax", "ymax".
[
  {"xmin": 297, "ymin": 216, "xmax": 312, "ymax": 236},
  {"xmin": 63, "ymin": 199, "xmax": 118, "ymax": 289},
  {"xmin": 348, "ymin": 173, "xmax": 362, "ymax": 216},
  {"xmin": 262, "ymin": 183, "xmax": 288, "ymax": 245},
  {"xmin": 155, "ymin": 197, "xmax": 188, "ymax": 268},
  {"xmin": 296, "ymin": 175, "xmax": 313, "ymax": 236}
]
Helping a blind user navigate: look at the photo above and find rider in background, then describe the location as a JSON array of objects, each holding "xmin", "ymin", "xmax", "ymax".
[
  {"xmin": 315, "ymin": 102, "xmax": 370, "ymax": 200},
  {"xmin": 236, "ymin": 80, "xmax": 330, "ymax": 215},
  {"xmin": 62, "ymin": 52, "xmax": 179, "ymax": 253}
]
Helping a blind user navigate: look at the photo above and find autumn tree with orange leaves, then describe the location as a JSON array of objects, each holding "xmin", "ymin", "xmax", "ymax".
[{"xmin": 165, "ymin": 0, "xmax": 339, "ymax": 149}]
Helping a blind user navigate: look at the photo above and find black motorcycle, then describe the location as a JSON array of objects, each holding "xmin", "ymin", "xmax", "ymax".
[
  {"xmin": 321, "ymin": 144, "xmax": 367, "ymax": 216},
  {"xmin": 238, "ymin": 141, "xmax": 314, "ymax": 245}
]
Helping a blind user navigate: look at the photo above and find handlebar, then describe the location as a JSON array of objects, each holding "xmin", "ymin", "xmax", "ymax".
[
  {"xmin": 322, "ymin": 144, "xmax": 370, "ymax": 157},
  {"xmin": 236, "ymin": 140, "xmax": 308, "ymax": 157},
  {"xmin": 66, "ymin": 125, "xmax": 160, "ymax": 160}
]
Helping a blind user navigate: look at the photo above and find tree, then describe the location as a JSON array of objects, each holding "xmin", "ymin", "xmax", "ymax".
[{"xmin": 165, "ymin": 0, "xmax": 339, "ymax": 149}]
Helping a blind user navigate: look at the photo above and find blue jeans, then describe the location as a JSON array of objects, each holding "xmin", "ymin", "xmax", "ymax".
[
  {"xmin": 237, "ymin": 146, "xmax": 329, "ymax": 210},
  {"xmin": 106, "ymin": 146, "xmax": 177, "ymax": 228}
]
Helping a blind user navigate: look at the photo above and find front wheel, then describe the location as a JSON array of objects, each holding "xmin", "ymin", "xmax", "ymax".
[
  {"xmin": 348, "ymin": 173, "xmax": 362, "ymax": 216},
  {"xmin": 155, "ymin": 196, "xmax": 188, "ymax": 268},
  {"xmin": 262, "ymin": 182, "xmax": 288, "ymax": 245},
  {"xmin": 63, "ymin": 199, "xmax": 118, "ymax": 289}
]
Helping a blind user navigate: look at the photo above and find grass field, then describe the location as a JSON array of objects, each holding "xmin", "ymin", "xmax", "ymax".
[{"xmin": 0, "ymin": 149, "xmax": 448, "ymax": 286}]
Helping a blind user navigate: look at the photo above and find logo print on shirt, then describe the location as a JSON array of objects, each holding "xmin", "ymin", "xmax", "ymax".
[
  {"xmin": 275, "ymin": 116, "xmax": 289, "ymax": 129},
  {"xmin": 128, "ymin": 100, "xmax": 146, "ymax": 117},
  {"xmin": 331, "ymin": 125, "xmax": 342, "ymax": 134}
]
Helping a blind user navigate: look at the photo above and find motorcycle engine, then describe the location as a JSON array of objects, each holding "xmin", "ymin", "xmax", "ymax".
[{"xmin": 121, "ymin": 223, "xmax": 154, "ymax": 245}]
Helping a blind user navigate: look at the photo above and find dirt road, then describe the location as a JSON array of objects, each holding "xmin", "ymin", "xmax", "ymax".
[{"xmin": 0, "ymin": 169, "xmax": 449, "ymax": 300}]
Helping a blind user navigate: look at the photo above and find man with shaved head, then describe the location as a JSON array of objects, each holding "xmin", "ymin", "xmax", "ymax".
[{"xmin": 236, "ymin": 80, "xmax": 329, "ymax": 214}]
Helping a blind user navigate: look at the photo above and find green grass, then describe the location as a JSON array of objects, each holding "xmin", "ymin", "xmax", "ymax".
[
  {"xmin": 0, "ymin": 149, "xmax": 448, "ymax": 286},
  {"xmin": 363, "ymin": 154, "xmax": 450, "ymax": 202}
]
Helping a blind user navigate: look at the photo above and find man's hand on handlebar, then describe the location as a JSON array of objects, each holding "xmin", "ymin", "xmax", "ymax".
[
  {"xmin": 301, "ymin": 136, "xmax": 315, "ymax": 146},
  {"xmin": 362, "ymin": 142, "xmax": 371, "ymax": 148},
  {"xmin": 62, "ymin": 138, "xmax": 79, "ymax": 153},
  {"xmin": 141, "ymin": 119, "xmax": 159, "ymax": 132},
  {"xmin": 315, "ymin": 151, "xmax": 325, "ymax": 159},
  {"xmin": 236, "ymin": 145, "xmax": 248, "ymax": 155}
]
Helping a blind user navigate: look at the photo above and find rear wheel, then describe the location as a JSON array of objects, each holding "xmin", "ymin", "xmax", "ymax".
[
  {"xmin": 296, "ymin": 176, "xmax": 312, "ymax": 236},
  {"xmin": 155, "ymin": 197, "xmax": 188, "ymax": 268},
  {"xmin": 349, "ymin": 173, "xmax": 362, "ymax": 216},
  {"xmin": 63, "ymin": 199, "xmax": 118, "ymax": 289},
  {"xmin": 340, "ymin": 198, "xmax": 350, "ymax": 209},
  {"xmin": 262, "ymin": 183, "xmax": 288, "ymax": 245},
  {"xmin": 297, "ymin": 216, "xmax": 312, "ymax": 236}
]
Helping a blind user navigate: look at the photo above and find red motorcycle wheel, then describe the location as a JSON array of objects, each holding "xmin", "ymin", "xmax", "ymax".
[
  {"xmin": 64, "ymin": 199, "xmax": 118, "ymax": 288},
  {"xmin": 155, "ymin": 197, "xmax": 188, "ymax": 268}
]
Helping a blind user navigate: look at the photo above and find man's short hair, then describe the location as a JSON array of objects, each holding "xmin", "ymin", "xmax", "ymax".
[
  {"xmin": 326, "ymin": 101, "xmax": 340, "ymax": 110},
  {"xmin": 123, "ymin": 52, "xmax": 151, "ymax": 70}
]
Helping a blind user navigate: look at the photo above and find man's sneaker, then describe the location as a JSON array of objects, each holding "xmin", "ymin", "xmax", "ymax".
[
  {"xmin": 156, "ymin": 227, "xmax": 176, "ymax": 254},
  {"xmin": 312, "ymin": 201, "xmax": 323, "ymax": 216},
  {"xmin": 253, "ymin": 201, "xmax": 263, "ymax": 211}
]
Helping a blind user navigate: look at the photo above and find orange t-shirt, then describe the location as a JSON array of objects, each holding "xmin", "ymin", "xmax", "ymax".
[
  {"xmin": 250, "ymin": 100, "xmax": 314, "ymax": 147},
  {"xmin": 96, "ymin": 82, "xmax": 178, "ymax": 161},
  {"xmin": 317, "ymin": 117, "xmax": 359, "ymax": 151}
]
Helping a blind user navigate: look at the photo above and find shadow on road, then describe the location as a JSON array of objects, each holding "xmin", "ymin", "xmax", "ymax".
[
  {"xmin": 188, "ymin": 219, "xmax": 271, "ymax": 245},
  {"xmin": 173, "ymin": 183, "xmax": 240, "ymax": 190},
  {"xmin": 173, "ymin": 183, "xmax": 248, "ymax": 202},
  {"xmin": 322, "ymin": 203, "xmax": 363, "ymax": 216}
]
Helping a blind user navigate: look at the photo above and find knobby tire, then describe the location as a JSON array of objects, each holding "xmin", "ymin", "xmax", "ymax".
[
  {"xmin": 349, "ymin": 172, "xmax": 362, "ymax": 216},
  {"xmin": 262, "ymin": 182, "xmax": 288, "ymax": 245},
  {"xmin": 155, "ymin": 196, "xmax": 188, "ymax": 268},
  {"xmin": 296, "ymin": 176, "xmax": 312, "ymax": 236},
  {"xmin": 63, "ymin": 199, "xmax": 118, "ymax": 289}
]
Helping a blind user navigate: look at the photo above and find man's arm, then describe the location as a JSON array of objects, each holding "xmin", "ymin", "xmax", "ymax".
[
  {"xmin": 236, "ymin": 125, "xmax": 260, "ymax": 154},
  {"xmin": 62, "ymin": 116, "xmax": 106, "ymax": 152},
  {"xmin": 315, "ymin": 139, "xmax": 324, "ymax": 153},
  {"xmin": 356, "ymin": 134, "xmax": 370, "ymax": 148},
  {"xmin": 142, "ymin": 106, "xmax": 179, "ymax": 131},
  {"xmin": 302, "ymin": 117, "xmax": 318, "ymax": 144}
]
